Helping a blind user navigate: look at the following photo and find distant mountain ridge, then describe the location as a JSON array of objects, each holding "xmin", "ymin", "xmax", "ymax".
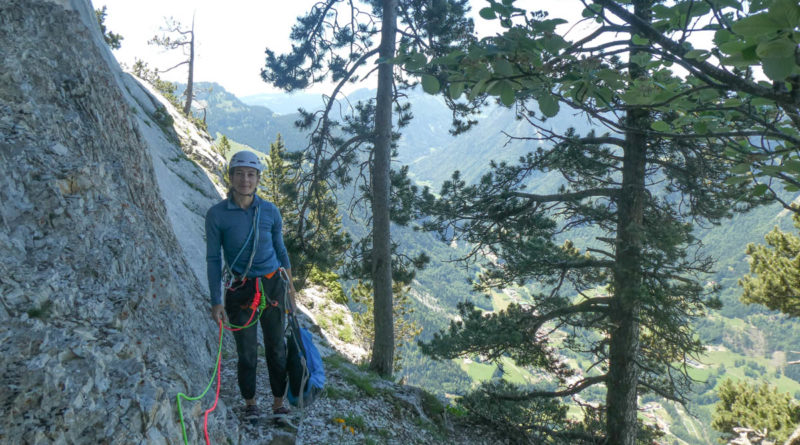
[
  {"xmin": 240, "ymin": 91, "xmax": 330, "ymax": 115},
  {"xmin": 180, "ymin": 81, "xmax": 308, "ymax": 152}
]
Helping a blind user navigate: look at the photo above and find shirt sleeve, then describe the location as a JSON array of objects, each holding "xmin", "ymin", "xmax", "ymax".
[
  {"xmin": 271, "ymin": 205, "xmax": 292, "ymax": 270},
  {"xmin": 205, "ymin": 206, "xmax": 223, "ymax": 306}
]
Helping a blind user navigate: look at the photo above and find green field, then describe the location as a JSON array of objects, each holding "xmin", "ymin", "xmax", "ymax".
[{"xmin": 696, "ymin": 349, "xmax": 800, "ymax": 394}]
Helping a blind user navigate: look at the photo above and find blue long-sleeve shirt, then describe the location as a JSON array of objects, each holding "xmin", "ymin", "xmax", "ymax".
[{"xmin": 205, "ymin": 195, "xmax": 291, "ymax": 306}]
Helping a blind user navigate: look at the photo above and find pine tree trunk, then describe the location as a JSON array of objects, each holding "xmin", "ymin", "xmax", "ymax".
[
  {"xmin": 183, "ymin": 20, "xmax": 194, "ymax": 116},
  {"xmin": 369, "ymin": 0, "xmax": 397, "ymax": 377},
  {"xmin": 606, "ymin": 110, "xmax": 646, "ymax": 444},
  {"xmin": 606, "ymin": 1, "xmax": 651, "ymax": 443}
]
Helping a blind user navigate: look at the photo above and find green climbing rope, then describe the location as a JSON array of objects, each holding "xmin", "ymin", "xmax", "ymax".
[{"xmin": 176, "ymin": 320, "xmax": 224, "ymax": 445}]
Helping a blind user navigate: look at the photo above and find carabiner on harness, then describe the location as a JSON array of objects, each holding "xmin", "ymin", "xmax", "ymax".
[{"xmin": 222, "ymin": 270, "xmax": 234, "ymax": 290}]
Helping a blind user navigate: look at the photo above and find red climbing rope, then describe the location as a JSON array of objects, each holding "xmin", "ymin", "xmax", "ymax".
[
  {"xmin": 223, "ymin": 277, "xmax": 262, "ymax": 332},
  {"xmin": 177, "ymin": 275, "xmax": 274, "ymax": 443},
  {"xmin": 203, "ymin": 319, "xmax": 223, "ymax": 445}
]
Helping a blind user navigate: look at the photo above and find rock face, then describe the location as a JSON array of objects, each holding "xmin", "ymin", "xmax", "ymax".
[{"xmin": 0, "ymin": 0, "xmax": 233, "ymax": 443}]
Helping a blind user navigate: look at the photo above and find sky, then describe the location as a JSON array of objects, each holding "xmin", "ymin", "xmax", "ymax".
[{"xmin": 96, "ymin": 0, "xmax": 583, "ymax": 99}]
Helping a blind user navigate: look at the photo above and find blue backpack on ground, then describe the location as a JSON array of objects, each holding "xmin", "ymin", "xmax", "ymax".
[{"xmin": 285, "ymin": 313, "xmax": 325, "ymax": 408}]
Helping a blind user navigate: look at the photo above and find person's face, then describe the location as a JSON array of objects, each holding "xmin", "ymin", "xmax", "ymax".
[{"xmin": 232, "ymin": 167, "xmax": 259, "ymax": 196}]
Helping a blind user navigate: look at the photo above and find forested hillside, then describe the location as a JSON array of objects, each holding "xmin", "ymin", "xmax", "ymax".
[{"xmin": 183, "ymin": 82, "xmax": 307, "ymax": 153}]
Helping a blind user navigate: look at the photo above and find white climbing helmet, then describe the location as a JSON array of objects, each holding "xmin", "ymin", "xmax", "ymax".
[{"xmin": 229, "ymin": 150, "xmax": 264, "ymax": 175}]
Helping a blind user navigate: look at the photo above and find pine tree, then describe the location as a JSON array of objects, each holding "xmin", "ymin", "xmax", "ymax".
[
  {"xmin": 733, "ymin": 210, "xmax": 800, "ymax": 441},
  {"xmin": 261, "ymin": 134, "xmax": 294, "ymax": 211},
  {"xmin": 213, "ymin": 135, "xmax": 231, "ymax": 158},
  {"xmin": 261, "ymin": 0, "xmax": 473, "ymax": 376},
  {"xmin": 130, "ymin": 59, "xmax": 180, "ymax": 107},
  {"xmin": 395, "ymin": 0, "xmax": 800, "ymax": 442},
  {"xmin": 740, "ymin": 210, "xmax": 800, "ymax": 317},
  {"xmin": 713, "ymin": 379, "xmax": 800, "ymax": 444},
  {"xmin": 149, "ymin": 16, "xmax": 196, "ymax": 115}
]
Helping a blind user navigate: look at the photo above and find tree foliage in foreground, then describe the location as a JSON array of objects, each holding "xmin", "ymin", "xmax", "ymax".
[
  {"xmin": 713, "ymin": 379, "xmax": 800, "ymax": 444},
  {"xmin": 729, "ymin": 208, "xmax": 800, "ymax": 442},
  {"xmin": 740, "ymin": 209, "xmax": 800, "ymax": 317},
  {"xmin": 395, "ymin": 0, "xmax": 800, "ymax": 442}
]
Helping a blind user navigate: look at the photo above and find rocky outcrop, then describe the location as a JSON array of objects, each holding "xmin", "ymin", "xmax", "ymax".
[{"xmin": 0, "ymin": 0, "xmax": 233, "ymax": 443}]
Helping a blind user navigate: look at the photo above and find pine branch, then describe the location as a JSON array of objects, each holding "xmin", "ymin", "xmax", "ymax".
[
  {"xmin": 533, "ymin": 297, "xmax": 612, "ymax": 331},
  {"xmin": 512, "ymin": 187, "xmax": 619, "ymax": 202},
  {"xmin": 159, "ymin": 60, "xmax": 189, "ymax": 73},
  {"xmin": 595, "ymin": 0, "xmax": 794, "ymax": 106},
  {"xmin": 491, "ymin": 375, "xmax": 607, "ymax": 400}
]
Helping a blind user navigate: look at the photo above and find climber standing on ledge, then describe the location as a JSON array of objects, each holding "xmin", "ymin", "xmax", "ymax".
[{"xmin": 204, "ymin": 150, "xmax": 297, "ymax": 423}]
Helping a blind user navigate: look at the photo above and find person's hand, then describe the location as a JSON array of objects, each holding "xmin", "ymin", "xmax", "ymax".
[{"xmin": 211, "ymin": 304, "xmax": 226, "ymax": 324}]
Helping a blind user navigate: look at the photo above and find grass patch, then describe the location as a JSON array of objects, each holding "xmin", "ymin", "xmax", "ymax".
[
  {"xmin": 460, "ymin": 358, "xmax": 495, "ymax": 383},
  {"xmin": 330, "ymin": 312, "xmax": 345, "ymax": 326},
  {"xmin": 338, "ymin": 324, "xmax": 354, "ymax": 343},
  {"xmin": 332, "ymin": 412, "xmax": 366, "ymax": 435},
  {"xmin": 499, "ymin": 356, "xmax": 536, "ymax": 385},
  {"xmin": 346, "ymin": 370, "xmax": 378, "ymax": 396},
  {"xmin": 413, "ymin": 416, "xmax": 447, "ymax": 441},
  {"xmin": 27, "ymin": 301, "xmax": 53, "ymax": 319},
  {"xmin": 343, "ymin": 414, "xmax": 366, "ymax": 430},
  {"xmin": 445, "ymin": 404, "xmax": 467, "ymax": 417},
  {"xmin": 323, "ymin": 354, "xmax": 350, "ymax": 369},
  {"xmin": 490, "ymin": 290, "xmax": 509, "ymax": 312},
  {"xmin": 324, "ymin": 385, "xmax": 357, "ymax": 400},
  {"xmin": 458, "ymin": 356, "xmax": 538, "ymax": 388},
  {"xmin": 317, "ymin": 316, "xmax": 330, "ymax": 331},
  {"xmin": 691, "ymin": 349, "xmax": 800, "ymax": 399},
  {"xmin": 323, "ymin": 354, "xmax": 379, "ymax": 396},
  {"xmin": 420, "ymin": 389, "xmax": 445, "ymax": 420}
]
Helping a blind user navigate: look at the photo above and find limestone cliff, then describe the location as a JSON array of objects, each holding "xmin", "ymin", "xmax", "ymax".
[{"xmin": 0, "ymin": 0, "xmax": 233, "ymax": 443}]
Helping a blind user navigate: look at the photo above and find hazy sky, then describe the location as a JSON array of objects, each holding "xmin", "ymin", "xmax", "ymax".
[{"xmin": 96, "ymin": 0, "xmax": 582, "ymax": 98}]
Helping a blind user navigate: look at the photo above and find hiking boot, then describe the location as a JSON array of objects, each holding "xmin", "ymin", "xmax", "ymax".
[
  {"xmin": 244, "ymin": 404, "xmax": 260, "ymax": 423},
  {"xmin": 272, "ymin": 406, "xmax": 290, "ymax": 417}
]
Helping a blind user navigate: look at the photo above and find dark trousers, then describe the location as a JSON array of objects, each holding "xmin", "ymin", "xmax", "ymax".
[{"xmin": 224, "ymin": 273, "xmax": 287, "ymax": 401}]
